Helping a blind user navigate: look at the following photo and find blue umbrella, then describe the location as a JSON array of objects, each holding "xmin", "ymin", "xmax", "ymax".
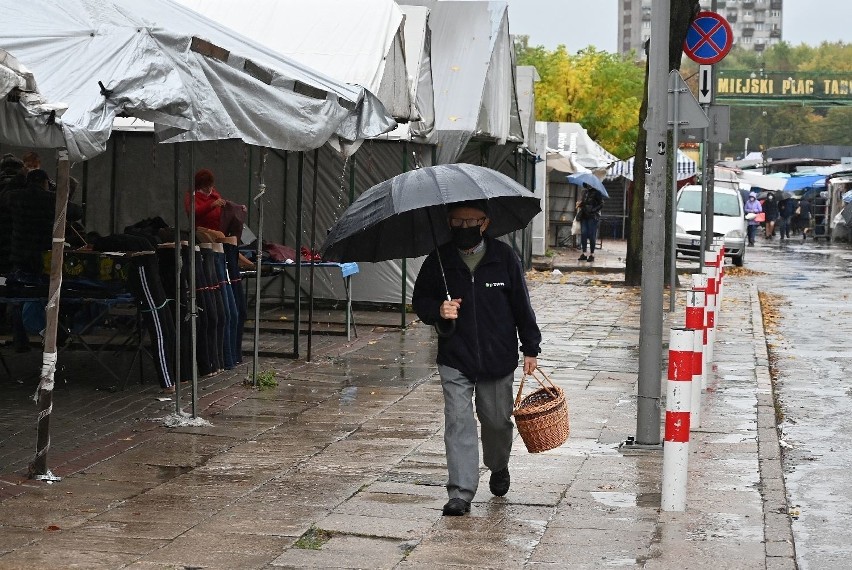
[{"xmin": 566, "ymin": 172, "xmax": 610, "ymax": 199}]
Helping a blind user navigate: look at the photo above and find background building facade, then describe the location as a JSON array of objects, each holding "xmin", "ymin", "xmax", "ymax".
[{"xmin": 618, "ymin": 0, "xmax": 784, "ymax": 58}]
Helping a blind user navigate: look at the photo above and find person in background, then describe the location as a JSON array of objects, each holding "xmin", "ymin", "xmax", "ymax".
[
  {"xmin": 21, "ymin": 151, "xmax": 56, "ymax": 191},
  {"xmin": 185, "ymin": 169, "xmax": 226, "ymax": 232},
  {"xmin": 745, "ymin": 192, "xmax": 762, "ymax": 246},
  {"xmin": 184, "ymin": 169, "xmax": 254, "ymax": 270},
  {"xmin": 575, "ymin": 183, "xmax": 604, "ymax": 262},
  {"xmin": 4, "ymin": 169, "xmax": 57, "ymax": 351},
  {"xmin": 412, "ymin": 200, "xmax": 541, "ymax": 517},
  {"xmin": 763, "ymin": 192, "xmax": 779, "ymax": 238},
  {"xmin": 778, "ymin": 195, "xmax": 796, "ymax": 241},
  {"xmin": 0, "ymin": 154, "xmax": 26, "ymax": 275},
  {"xmin": 796, "ymin": 197, "xmax": 812, "ymax": 240}
]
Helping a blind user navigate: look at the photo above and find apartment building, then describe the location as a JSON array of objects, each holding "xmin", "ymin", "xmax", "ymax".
[{"xmin": 618, "ymin": 0, "xmax": 783, "ymax": 57}]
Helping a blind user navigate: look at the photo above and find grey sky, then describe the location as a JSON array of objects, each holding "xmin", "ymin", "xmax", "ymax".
[{"xmin": 507, "ymin": 0, "xmax": 851, "ymax": 53}]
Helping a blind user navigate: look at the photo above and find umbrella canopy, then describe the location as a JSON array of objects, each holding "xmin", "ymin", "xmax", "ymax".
[
  {"xmin": 566, "ymin": 172, "xmax": 610, "ymax": 199},
  {"xmin": 320, "ymin": 164, "xmax": 541, "ymax": 263},
  {"xmin": 0, "ymin": 0, "xmax": 396, "ymax": 161},
  {"xmin": 757, "ymin": 190, "xmax": 793, "ymax": 200}
]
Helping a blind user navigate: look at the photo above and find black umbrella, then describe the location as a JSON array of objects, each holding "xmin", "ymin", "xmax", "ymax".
[
  {"xmin": 321, "ymin": 163, "xmax": 540, "ymax": 262},
  {"xmin": 757, "ymin": 190, "xmax": 793, "ymax": 200},
  {"xmin": 320, "ymin": 163, "xmax": 540, "ymax": 299}
]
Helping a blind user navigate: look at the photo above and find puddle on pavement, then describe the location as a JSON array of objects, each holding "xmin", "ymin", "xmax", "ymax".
[{"xmin": 590, "ymin": 491, "xmax": 659, "ymax": 509}]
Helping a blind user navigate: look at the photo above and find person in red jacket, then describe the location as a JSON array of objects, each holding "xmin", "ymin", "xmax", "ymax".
[{"xmin": 185, "ymin": 169, "xmax": 226, "ymax": 231}]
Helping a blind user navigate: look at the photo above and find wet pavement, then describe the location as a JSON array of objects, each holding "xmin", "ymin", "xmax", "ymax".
[
  {"xmin": 0, "ymin": 243, "xmax": 798, "ymax": 569},
  {"xmin": 736, "ymin": 235, "xmax": 852, "ymax": 570}
]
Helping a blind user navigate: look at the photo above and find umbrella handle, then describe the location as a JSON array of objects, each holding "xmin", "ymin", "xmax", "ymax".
[{"xmin": 425, "ymin": 209, "xmax": 456, "ymax": 337}]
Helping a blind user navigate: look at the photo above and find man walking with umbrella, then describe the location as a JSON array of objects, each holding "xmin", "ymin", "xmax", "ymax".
[{"xmin": 412, "ymin": 200, "xmax": 541, "ymax": 516}]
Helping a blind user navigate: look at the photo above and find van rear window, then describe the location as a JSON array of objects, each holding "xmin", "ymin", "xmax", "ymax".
[{"xmin": 677, "ymin": 191, "xmax": 741, "ymax": 217}]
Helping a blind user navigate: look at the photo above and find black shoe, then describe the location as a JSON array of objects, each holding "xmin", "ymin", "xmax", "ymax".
[
  {"xmin": 587, "ymin": 255, "xmax": 595, "ymax": 262},
  {"xmin": 578, "ymin": 253, "xmax": 587, "ymax": 261},
  {"xmin": 442, "ymin": 498, "xmax": 471, "ymax": 516},
  {"xmin": 489, "ymin": 468, "xmax": 510, "ymax": 497}
]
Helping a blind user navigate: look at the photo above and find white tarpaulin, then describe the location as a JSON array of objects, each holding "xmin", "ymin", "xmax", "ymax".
[
  {"xmin": 607, "ymin": 149, "xmax": 696, "ymax": 181},
  {"xmin": 516, "ymin": 66, "xmax": 539, "ymax": 152},
  {"xmin": 378, "ymin": 5, "xmax": 436, "ymax": 141},
  {"xmin": 539, "ymin": 122, "xmax": 619, "ymax": 174},
  {"xmin": 0, "ymin": 0, "xmax": 396, "ymax": 161},
  {"xmin": 400, "ymin": 0, "xmax": 517, "ymax": 164},
  {"xmin": 175, "ymin": 0, "xmax": 415, "ymax": 122}
]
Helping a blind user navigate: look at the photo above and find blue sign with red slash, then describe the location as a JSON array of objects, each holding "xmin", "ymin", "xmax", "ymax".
[{"xmin": 684, "ymin": 11, "xmax": 733, "ymax": 65}]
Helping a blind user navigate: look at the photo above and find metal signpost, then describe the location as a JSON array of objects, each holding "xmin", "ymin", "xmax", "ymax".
[
  {"xmin": 667, "ymin": 71, "xmax": 708, "ymax": 312},
  {"xmin": 683, "ymin": 9, "xmax": 733, "ymax": 270}
]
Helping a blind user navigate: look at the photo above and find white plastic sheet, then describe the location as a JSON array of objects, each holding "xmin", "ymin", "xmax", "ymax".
[
  {"xmin": 176, "ymin": 0, "xmax": 413, "ymax": 121},
  {"xmin": 0, "ymin": 0, "xmax": 396, "ymax": 161}
]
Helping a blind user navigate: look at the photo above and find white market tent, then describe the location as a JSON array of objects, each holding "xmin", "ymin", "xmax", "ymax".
[
  {"xmin": 0, "ymin": 0, "xmax": 396, "ymax": 477},
  {"xmin": 400, "ymin": 0, "xmax": 521, "ymax": 164},
  {"xmin": 515, "ymin": 66, "xmax": 540, "ymax": 154},
  {"xmin": 171, "ymin": 0, "xmax": 442, "ymax": 308},
  {"xmin": 378, "ymin": 4, "xmax": 436, "ymax": 142},
  {"xmin": 0, "ymin": 0, "xmax": 394, "ymax": 161},
  {"xmin": 540, "ymin": 122, "xmax": 619, "ymax": 176},
  {"xmin": 175, "ymin": 0, "xmax": 418, "ymax": 124},
  {"xmin": 534, "ymin": 122, "xmax": 621, "ymax": 249}
]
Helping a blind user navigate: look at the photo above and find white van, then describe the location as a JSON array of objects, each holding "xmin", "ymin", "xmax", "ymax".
[{"xmin": 675, "ymin": 184, "xmax": 747, "ymax": 266}]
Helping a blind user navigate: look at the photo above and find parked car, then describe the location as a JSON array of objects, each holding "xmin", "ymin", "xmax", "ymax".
[{"xmin": 675, "ymin": 184, "xmax": 747, "ymax": 267}]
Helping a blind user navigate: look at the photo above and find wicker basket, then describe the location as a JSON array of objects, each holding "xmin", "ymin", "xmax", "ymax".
[{"xmin": 513, "ymin": 369, "xmax": 569, "ymax": 453}]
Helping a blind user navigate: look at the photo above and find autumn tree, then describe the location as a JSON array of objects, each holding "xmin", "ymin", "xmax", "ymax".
[{"xmin": 515, "ymin": 42, "xmax": 644, "ymax": 158}]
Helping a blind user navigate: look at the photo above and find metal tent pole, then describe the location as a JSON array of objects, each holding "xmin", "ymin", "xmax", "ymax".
[
  {"xmin": 401, "ymin": 142, "xmax": 408, "ymax": 328},
  {"xmin": 173, "ymin": 144, "xmax": 182, "ymax": 411},
  {"xmin": 294, "ymin": 152, "xmax": 304, "ymax": 358},
  {"xmin": 252, "ymin": 148, "xmax": 267, "ymax": 385},
  {"xmin": 307, "ymin": 148, "xmax": 319, "ymax": 361},
  {"xmin": 188, "ymin": 145, "xmax": 198, "ymax": 418}
]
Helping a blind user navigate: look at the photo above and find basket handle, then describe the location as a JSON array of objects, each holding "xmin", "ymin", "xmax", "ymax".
[{"xmin": 514, "ymin": 368, "xmax": 558, "ymax": 408}]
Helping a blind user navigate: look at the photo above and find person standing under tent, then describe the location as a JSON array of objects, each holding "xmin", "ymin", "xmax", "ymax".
[{"xmin": 412, "ymin": 200, "xmax": 541, "ymax": 517}]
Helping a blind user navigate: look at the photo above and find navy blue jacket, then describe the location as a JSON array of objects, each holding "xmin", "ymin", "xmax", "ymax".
[{"xmin": 412, "ymin": 238, "xmax": 541, "ymax": 381}]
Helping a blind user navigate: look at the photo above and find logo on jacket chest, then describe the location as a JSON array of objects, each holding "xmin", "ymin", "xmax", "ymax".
[{"xmin": 484, "ymin": 282, "xmax": 506, "ymax": 288}]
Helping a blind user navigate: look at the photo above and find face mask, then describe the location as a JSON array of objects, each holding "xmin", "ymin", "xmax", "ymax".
[{"xmin": 451, "ymin": 226, "xmax": 483, "ymax": 250}]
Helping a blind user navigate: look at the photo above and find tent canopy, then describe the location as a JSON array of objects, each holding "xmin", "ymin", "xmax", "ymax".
[
  {"xmin": 175, "ymin": 0, "xmax": 416, "ymax": 123},
  {"xmin": 538, "ymin": 122, "xmax": 618, "ymax": 175},
  {"xmin": 376, "ymin": 4, "xmax": 436, "ymax": 141},
  {"xmin": 0, "ymin": 0, "xmax": 396, "ymax": 161},
  {"xmin": 607, "ymin": 149, "xmax": 696, "ymax": 182},
  {"xmin": 400, "ymin": 0, "xmax": 518, "ymax": 164}
]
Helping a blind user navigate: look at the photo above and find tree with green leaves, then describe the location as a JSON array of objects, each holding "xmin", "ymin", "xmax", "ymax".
[{"xmin": 515, "ymin": 41, "xmax": 645, "ymax": 158}]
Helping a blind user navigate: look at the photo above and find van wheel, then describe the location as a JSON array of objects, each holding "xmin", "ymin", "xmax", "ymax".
[{"xmin": 733, "ymin": 253, "xmax": 744, "ymax": 267}]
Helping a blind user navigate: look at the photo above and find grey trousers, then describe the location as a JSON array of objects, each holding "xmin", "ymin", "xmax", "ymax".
[{"xmin": 439, "ymin": 364, "xmax": 514, "ymax": 502}]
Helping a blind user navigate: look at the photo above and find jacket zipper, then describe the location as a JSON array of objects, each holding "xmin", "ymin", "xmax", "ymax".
[{"xmin": 470, "ymin": 269, "xmax": 483, "ymax": 379}]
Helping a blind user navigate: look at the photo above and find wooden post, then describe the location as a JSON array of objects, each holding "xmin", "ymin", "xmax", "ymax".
[{"xmin": 29, "ymin": 149, "xmax": 71, "ymax": 481}]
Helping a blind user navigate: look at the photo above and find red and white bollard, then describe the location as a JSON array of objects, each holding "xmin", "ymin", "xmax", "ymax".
[
  {"xmin": 691, "ymin": 273, "xmax": 710, "ymax": 380},
  {"xmin": 703, "ymin": 258, "xmax": 718, "ymax": 363},
  {"xmin": 685, "ymin": 289, "xmax": 705, "ymax": 428},
  {"xmin": 661, "ymin": 327, "xmax": 694, "ymax": 512}
]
